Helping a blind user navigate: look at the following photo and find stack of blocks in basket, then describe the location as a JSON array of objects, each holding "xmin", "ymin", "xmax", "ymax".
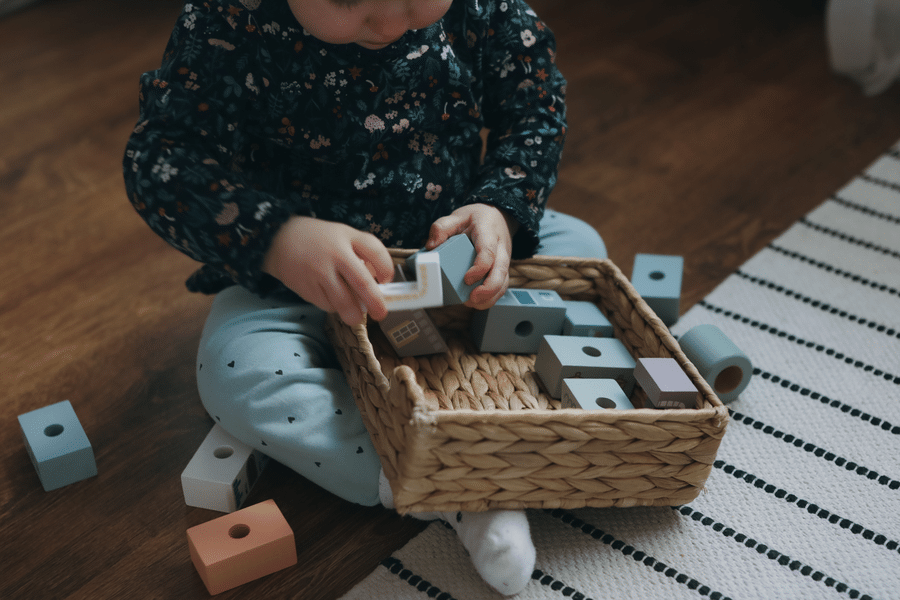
[
  {"xmin": 187, "ymin": 499, "xmax": 297, "ymax": 595},
  {"xmin": 379, "ymin": 237, "xmax": 696, "ymax": 411},
  {"xmin": 17, "ymin": 400, "xmax": 97, "ymax": 491},
  {"xmin": 182, "ymin": 424, "xmax": 270, "ymax": 513}
]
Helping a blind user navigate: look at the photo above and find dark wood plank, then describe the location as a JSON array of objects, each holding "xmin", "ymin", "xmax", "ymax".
[{"xmin": 2, "ymin": 0, "xmax": 898, "ymax": 598}]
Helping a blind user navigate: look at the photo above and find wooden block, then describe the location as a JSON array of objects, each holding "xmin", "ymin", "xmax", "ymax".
[
  {"xmin": 181, "ymin": 424, "xmax": 270, "ymax": 513},
  {"xmin": 378, "ymin": 265, "xmax": 448, "ymax": 357},
  {"xmin": 380, "ymin": 251, "xmax": 443, "ymax": 311},
  {"xmin": 561, "ymin": 378, "xmax": 634, "ymax": 410},
  {"xmin": 631, "ymin": 254, "xmax": 683, "ymax": 326},
  {"xmin": 407, "ymin": 233, "xmax": 482, "ymax": 305},
  {"xmin": 187, "ymin": 499, "xmax": 297, "ymax": 595},
  {"xmin": 562, "ymin": 300, "xmax": 614, "ymax": 337},
  {"xmin": 17, "ymin": 400, "xmax": 97, "ymax": 491},
  {"xmin": 534, "ymin": 335, "xmax": 636, "ymax": 398},
  {"xmin": 634, "ymin": 357, "xmax": 699, "ymax": 409},
  {"xmin": 471, "ymin": 288, "xmax": 566, "ymax": 353}
]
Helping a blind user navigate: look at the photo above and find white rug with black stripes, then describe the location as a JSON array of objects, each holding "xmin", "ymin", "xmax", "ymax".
[{"xmin": 340, "ymin": 143, "xmax": 900, "ymax": 600}]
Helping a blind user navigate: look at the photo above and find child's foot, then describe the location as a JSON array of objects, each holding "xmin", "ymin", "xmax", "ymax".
[
  {"xmin": 379, "ymin": 471, "xmax": 535, "ymax": 595},
  {"xmin": 445, "ymin": 509, "xmax": 535, "ymax": 595}
]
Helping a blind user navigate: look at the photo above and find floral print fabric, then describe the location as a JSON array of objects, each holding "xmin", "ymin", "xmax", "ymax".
[{"xmin": 124, "ymin": 0, "xmax": 567, "ymax": 295}]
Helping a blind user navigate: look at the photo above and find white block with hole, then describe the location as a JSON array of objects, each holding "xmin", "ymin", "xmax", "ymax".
[
  {"xmin": 534, "ymin": 335, "xmax": 636, "ymax": 398},
  {"xmin": 181, "ymin": 424, "xmax": 269, "ymax": 513},
  {"xmin": 561, "ymin": 378, "xmax": 634, "ymax": 410},
  {"xmin": 470, "ymin": 288, "xmax": 567, "ymax": 353},
  {"xmin": 631, "ymin": 253, "xmax": 683, "ymax": 326}
]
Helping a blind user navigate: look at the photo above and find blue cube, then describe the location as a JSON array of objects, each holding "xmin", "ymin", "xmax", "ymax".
[
  {"xmin": 562, "ymin": 300, "xmax": 614, "ymax": 337},
  {"xmin": 471, "ymin": 288, "xmax": 566, "ymax": 353},
  {"xmin": 631, "ymin": 254, "xmax": 683, "ymax": 326},
  {"xmin": 18, "ymin": 400, "xmax": 97, "ymax": 491}
]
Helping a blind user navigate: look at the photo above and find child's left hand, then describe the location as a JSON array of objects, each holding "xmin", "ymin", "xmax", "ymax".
[{"xmin": 425, "ymin": 203, "xmax": 518, "ymax": 310}]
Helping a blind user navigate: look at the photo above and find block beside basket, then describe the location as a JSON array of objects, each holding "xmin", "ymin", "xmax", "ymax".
[{"xmin": 325, "ymin": 253, "xmax": 729, "ymax": 514}]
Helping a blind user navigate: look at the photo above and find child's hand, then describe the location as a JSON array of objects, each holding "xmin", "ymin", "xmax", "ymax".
[
  {"xmin": 425, "ymin": 203, "xmax": 518, "ymax": 310},
  {"xmin": 262, "ymin": 215, "xmax": 395, "ymax": 326}
]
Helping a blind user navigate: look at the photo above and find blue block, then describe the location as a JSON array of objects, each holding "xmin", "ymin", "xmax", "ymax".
[
  {"xmin": 18, "ymin": 400, "xmax": 97, "ymax": 491},
  {"xmin": 471, "ymin": 288, "xmax": 566, "ymax": 353},
  {"xmin": 631, "ymin": 254, "xmax": 683, "ymax": 326},
  {"xmin": 534, "ymin": 335, "xmax": 636, "ymax": 398},
  {"xmin": 561, "ymin": 378, "xmax": 634, "ymax": 410},
  {"xmin": 562, "ymin": 300, "xmax": 614, "ymax": 337},
  {"xmin": 408, "ymin": 233, "xmax": 482, "ymax": 305}
]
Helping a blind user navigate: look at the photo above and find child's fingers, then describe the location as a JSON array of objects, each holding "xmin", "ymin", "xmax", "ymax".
[
  {"xmin": 425, "ymin": 213, "xmax": 468, "ymax": 250},
  {"xmin": 353, "ymin": 234, "xmax": 395, "ymax": 284},
  {"xmin": 466, "ymin": 239, "xmax": 511, "ymax": 309}
]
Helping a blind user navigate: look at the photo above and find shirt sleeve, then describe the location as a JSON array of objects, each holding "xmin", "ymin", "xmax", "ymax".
[
  {"xmin": 463, "ymin": 0, "xmax": 568, "ymax": 258},
  {"xmin": 123, "ymin": 2, "xmax": 293, "ymax": 294}
]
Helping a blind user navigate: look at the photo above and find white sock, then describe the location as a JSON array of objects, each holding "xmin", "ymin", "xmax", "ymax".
[{"xmin": 379, "ymin": 470, "xmax": 536, "ymax": 596}]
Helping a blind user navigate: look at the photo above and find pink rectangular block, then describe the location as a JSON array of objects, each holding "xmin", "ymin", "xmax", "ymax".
[
  {"xmin": 635, "ymin": 357, "xmax": 699, "ymax": 409},
  {"xmin": 187, "ymin": 499, "xmax": 297, "ymax": 595}
]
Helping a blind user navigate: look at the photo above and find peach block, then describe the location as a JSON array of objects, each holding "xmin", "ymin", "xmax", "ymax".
[{"xmin": 187, "ymin": 499, "xmax": 297, "ymax": 595}]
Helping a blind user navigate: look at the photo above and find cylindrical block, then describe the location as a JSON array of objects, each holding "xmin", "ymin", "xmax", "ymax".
[{"xmin": 678, "ymin": 324, "xmax": 753, "ymax": 404}]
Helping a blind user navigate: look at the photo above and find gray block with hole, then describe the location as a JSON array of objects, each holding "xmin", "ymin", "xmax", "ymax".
[
  {"xmin": 18, "ymin": 399, "xmax": 97, "ymax": 491},
  {"xmin": 534, "ymin": 335, "xmax": 636, "ymax": 398},
  {"xmin": 470, "ymin": 288, "xmax": 566, "ymax": 353},
  {"xmin": 631, "ymin": 253, "xmax": 683, "ymax": 326},
  {"xmin": 561, "ymin": 378, "xmax": 635, "ymax": 410},
  {"xmin": 181, "ymin": 424, "xmax": 269, "ymax": 513}
]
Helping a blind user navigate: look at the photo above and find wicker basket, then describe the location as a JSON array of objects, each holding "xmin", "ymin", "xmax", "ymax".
[{"xmin": 325, "ymin": 253, "xmax": 729, "ymax": 514}]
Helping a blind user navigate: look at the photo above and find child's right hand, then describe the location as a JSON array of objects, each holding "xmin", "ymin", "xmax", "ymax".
[{"xmin": 262, "ymin": 215, "xmax": 395, "ymax": 326}]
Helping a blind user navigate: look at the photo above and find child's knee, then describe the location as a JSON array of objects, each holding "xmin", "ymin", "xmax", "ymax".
[{"xmin": 538, "ymin": 209, "xmax": 607, "ymax": 258}]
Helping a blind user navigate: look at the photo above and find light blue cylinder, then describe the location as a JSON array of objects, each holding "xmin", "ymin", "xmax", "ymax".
[{"xmin": 678, "ymin": 324, "xmax": 753, "ymax": 404}]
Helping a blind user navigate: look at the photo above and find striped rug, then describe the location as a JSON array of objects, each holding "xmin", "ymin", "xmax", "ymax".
[{"xmin": 340, "ymin": 142, "xmax": 900, "ymax": 600}]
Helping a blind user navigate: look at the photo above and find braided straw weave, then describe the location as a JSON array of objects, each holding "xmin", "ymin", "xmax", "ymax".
[{"xmin": 325, "ymin": 254, "xmax": 729, "ymax": 514}]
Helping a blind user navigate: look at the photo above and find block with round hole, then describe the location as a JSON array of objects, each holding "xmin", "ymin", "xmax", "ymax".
[
  {"xmin": 631, "ymin": 253, "xmax": 683, "ymax": 326},
  {"xmin": 562, "ymin": 300, "xmax": 614, "ymax": 337},
  {"xmin": 181, "ymin": 424, "xmax": 269, "ymax": 513},
  {"xmin": 634, "ymin": 357, "xmax": 699, "ymax": 409},
  {"xmin": 561, "ymin": 378, "xmax": 635, "ymax": 410},
  {"xmin": 534, "ymin": 335, "xmax": 636, "ymax": 399},
  {"xmin": 470, "ymin": 288, "xmax": 567, "ymax": 353},
  {"xmin": 187, "ymin": 499, "xmax": 297, "ymax": 595},
  {"xmin": 17, "ymin": 399, "xmax": 97, "ymax": 491}
]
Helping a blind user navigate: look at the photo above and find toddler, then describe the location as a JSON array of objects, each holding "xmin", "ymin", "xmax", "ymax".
[{"xmin": 124, "ymin": 0, "xmax": 606, "ymax": 594}]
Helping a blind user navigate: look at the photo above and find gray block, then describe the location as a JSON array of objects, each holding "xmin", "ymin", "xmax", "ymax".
[
  {"xmin": 471, "ymin": 288, "xmax": 566, "ymax": 353},
  {"xmin": 561, "ymin": 378, "xmax": 634, "ymax": 410},
  {"xmin": 408, "ymin": 233, "xmax": 482, "ymax": 305},
  {"xmin": 631, "ymin": 253, "xmax": 683, "ymax": 326},
  {"xmin": 18, "ymin": 400, "xmax": 97, "ymax": 491},
  {"xmin": 634, "ymin": 357, "xmax": 699, "ymax": 409},
  {"xmin": 534, "ymin": 335, "xmax": 636, "ymax": 398},
  {"xmin": 562, "ymin": 300, "xmax": 614, "ymax": 337}
]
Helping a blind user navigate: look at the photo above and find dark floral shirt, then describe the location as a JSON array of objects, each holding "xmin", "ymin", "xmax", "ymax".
[{"xmin": 123, "ymin": 0, "xmax": 567, "ymax": 295}]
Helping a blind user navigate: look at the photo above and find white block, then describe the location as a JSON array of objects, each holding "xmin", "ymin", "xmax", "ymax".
[
  {"xmin": 181, "ymin": 424, "xmax": 269, "ymax": 513},
  {"xmin": 380, "ymin": 252, "xmax": 443, "ymax": 311}
]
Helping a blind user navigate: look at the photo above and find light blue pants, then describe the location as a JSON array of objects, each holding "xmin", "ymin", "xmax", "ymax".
[{"xmin": 196, "ymin": 209, "xmax": 605, "ymax": 506}]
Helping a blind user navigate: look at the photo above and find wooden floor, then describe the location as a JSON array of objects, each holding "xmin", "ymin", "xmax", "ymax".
[{"xmin": 3, "ymin": 0, "xmax": 899, "ymax": 598}]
